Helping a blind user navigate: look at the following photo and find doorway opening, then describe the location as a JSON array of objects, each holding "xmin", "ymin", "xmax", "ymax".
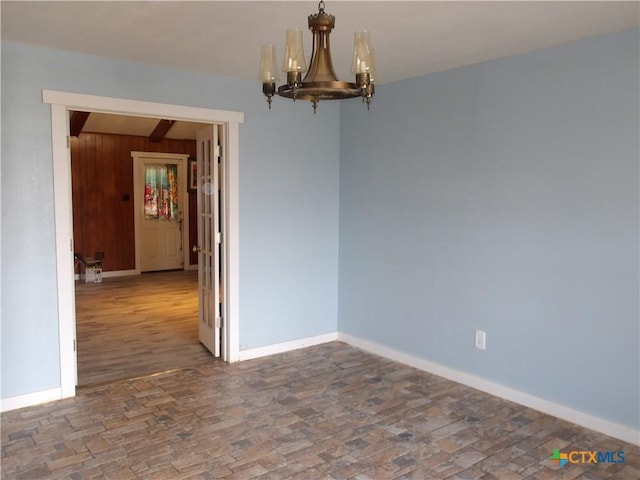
[
  {"xmin": 75, "ymin": 270, "xmax": 207, "ymax": 386},
  {"xmin": 46, "ymin": 90, "xmax": 243, "ymax": 399},
  {"xmin": 73, "ymin": 132, "xmax": 199, "ymax": 386}
]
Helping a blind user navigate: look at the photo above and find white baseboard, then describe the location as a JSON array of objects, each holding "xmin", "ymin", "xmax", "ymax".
[
  {"xmin": 74, "ymin": 269, "xmax": 138, "ymax": 281},
  {"xmin": 102, "ymin": 269, "xmax": 139, "ymax": 278},
  {"xmin": 0, "ymin": 387, "xmax": 64, "ymax": 413},
  {"xmin": 238, "ymin": 332, "xmax": 338, "ymax": 362},
  {"xmin": 2, "ymin": 334, "xmax": 338, "ymax": 412},
  {"xmin": 6, "ymin": 332, "xmax": 637, "ymax": 446},
  {"xmin": 337, "ymin": 332, "xmax": 639, "ymax": 446}
]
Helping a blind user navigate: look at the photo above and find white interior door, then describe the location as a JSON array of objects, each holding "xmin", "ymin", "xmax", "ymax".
[
  {"xmin": 133, "ymin": 153, "xmax": 188, "ymax": 273},
  {"xmin": 196, "ymin": 126, "xmax": 222, "ymax": 356}
]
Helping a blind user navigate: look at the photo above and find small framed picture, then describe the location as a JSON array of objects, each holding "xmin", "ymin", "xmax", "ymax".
[{"xmin": 188, "ymin": 159, "xmax": 197, "ymax": 192}]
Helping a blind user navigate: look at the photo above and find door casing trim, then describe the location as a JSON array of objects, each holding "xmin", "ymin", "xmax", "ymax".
[{"xmin": 44, "ymin": 89, "xmax": 243, "ymax": 401}]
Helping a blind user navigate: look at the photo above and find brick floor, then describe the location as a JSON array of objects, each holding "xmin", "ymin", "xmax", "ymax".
[{"xmin": 1, "ymin": 342, "xmax": 638, "ymax": 479}]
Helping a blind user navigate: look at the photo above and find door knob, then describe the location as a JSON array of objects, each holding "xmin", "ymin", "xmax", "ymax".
[{"xmin": 192, "ymin": 245, "xmax": 202, "ymax": 253}]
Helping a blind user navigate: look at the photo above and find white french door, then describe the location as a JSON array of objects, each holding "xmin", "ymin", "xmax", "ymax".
[{"xmin": 195, "ymin": 126, "xmax": 223, "ymax": 356}]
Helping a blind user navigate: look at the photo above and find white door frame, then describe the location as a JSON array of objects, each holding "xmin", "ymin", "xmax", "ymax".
[
  {"xmin": 132, "ymin": 151, "xmax": 190, "ymax": 273},
  {"xmin": 44, "ymin": 90, "xmax": 243, "ymax": 400}
]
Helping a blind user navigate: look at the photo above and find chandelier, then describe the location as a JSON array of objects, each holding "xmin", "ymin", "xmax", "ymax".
[{"xmin": 259, "ymin": 1, "xmax": 376, "ymax": 113}]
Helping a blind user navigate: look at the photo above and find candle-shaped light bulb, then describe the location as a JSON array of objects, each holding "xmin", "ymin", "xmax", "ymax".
[
  {"xmin": 281, "ymin": 29, "xmax": 307, "ymax": 73},
  {"xmin": 259, "ymin": 44, "xmax": 280, "ymax": 82},
  {"xmin": 350, "ymin": 30, "xmax": 374, "ymax": 75}
]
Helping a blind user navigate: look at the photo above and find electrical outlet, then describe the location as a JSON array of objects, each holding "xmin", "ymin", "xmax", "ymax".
[{"xmin": 475, "ymin": 330, "xmax": 486, "ymax": 350}]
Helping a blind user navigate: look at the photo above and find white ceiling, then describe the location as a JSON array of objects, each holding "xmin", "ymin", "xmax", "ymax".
[
  {"xmin": 3, "ymin": 1, "xmax": 638, "ymax": 85},
  {"xmin": 3, "ymin": 1, "xmax": 637, "ymax": 139}
]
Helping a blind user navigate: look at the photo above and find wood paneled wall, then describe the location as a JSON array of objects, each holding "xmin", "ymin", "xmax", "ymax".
[{"xmin": 71, "ymin": 132, "xmax": 198, "ymax": 272}]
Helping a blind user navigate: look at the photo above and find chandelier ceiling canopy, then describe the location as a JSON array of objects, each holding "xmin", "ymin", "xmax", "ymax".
[{"xmin": 259, "ymin": 1, "xmax": 376, "ymax": 113}]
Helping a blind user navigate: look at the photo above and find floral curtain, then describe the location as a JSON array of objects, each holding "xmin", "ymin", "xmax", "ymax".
[{"xmin": 144, "ymin": 164, "xmax": 179, "ymax": 220}]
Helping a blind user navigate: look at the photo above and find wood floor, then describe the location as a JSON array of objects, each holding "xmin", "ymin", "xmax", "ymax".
[
  {"xmin": 75, "ymin": 270, "xmax": 214, "ymax": 386},
  {"xmin": 2, "ymin": 342, "xmax": 638, "ymax": 479}
]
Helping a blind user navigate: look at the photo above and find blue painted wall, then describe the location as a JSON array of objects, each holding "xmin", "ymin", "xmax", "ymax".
[
  {"xmin": 2, "ymin": 29, "xmax": 638, "ymax": 432},
  {"xmin": 0, "ymin": 42, "xmax": 340, "ymax": 397},
  {"xmin": 338, "ymin": 30, "xmax": 639, "ymax": 429}
]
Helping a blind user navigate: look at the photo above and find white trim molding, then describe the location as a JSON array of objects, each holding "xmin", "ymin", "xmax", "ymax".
[
  {"xmin": 42, "ymin": 90, "xmax": 244, "ymax": 124},
  {"xmin": 75, "ymin": 270, "xmax": 139, "ymax": 281},
  {"xmin": 0, "ymin": 388, "xmax": 63, "ymax": 413},
  {"xmin": 224, "ymin": 122, "xmax": 241, "ymax": 363},
  {"xmin": 43, "ymin": 89, "xmax": 243, "ymax": 401},
  {"xmin": 50, "ymin": 103, "xmax": 78, "ymax": 398},
  {"xmin": 101, "ymin": 269, "xmax": 139, "ymax": 279},
  {"xmin": 238, "ymin": 332, "xmax": 338, "ymax": 362},
  {"xmin": 5, "ymin": 331, "xmax": 638, "ymax": 446},
  {"xmin": 337, "ymin": 332, "xmax": 640, "ymax": 446}
]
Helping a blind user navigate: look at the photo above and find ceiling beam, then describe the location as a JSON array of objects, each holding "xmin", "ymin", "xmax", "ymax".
[
  {"xmin": 69, "ymin": 111, "xmax": 90, "ymax": 137},
  {"xmin": 149, "ymin": 119, "xmax": 176, "ymax": 142}
]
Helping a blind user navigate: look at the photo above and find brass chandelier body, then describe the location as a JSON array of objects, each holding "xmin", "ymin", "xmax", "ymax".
[{"xmin": 260, "ymin": 1, "xmax": 375, "ymax": 112}]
